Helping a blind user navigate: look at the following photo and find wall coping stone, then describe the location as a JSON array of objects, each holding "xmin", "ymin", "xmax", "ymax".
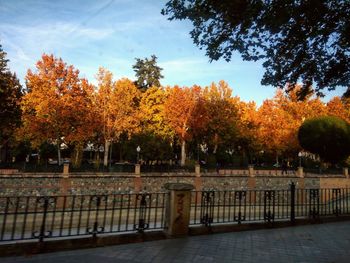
[{"xmin": 164, "ymin": 183, "xmax": 194, "ymax": 191}]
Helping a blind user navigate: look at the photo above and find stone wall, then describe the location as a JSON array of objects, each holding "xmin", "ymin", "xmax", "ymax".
[{"xmin": 0, "ymin": 172, "xmax": 348, "ymax": 196}]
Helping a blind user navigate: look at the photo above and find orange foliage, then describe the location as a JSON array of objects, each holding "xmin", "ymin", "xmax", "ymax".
[
  {"xmin": 203, "ymin": 81, "xmax": 237, "ymax": 152},
  {"xmin": 327, "ymin": 97, "xmax": 350, "ymax": 123},
  {"xmin": 21, "ymin": 54, "xmax": 95, "ymax": 148}
]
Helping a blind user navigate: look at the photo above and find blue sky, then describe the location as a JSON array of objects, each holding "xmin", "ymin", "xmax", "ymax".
[{"xmin": 0, "ymin": 0, "xmax": 346, "ymax": 105}]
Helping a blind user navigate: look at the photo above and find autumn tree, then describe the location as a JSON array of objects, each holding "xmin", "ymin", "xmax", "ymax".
[
  {"xmin": 235, "ymin": 100, "xmax": 261, "ymax": 163},
  {"xmin": 94, "ymin": 67, "xmax": 115, "ymax": 167},
  {"xmin": 327, "ymin": 97, "xmax": 350, "ymax": 123},
  {"xmin": 256, "ymin": 98, "xmax": 293, "ymax": 164},
  {"xmin": 0, "ymin": 44, "xmax": 22, "ymax": 162},
  {"xmin": 21, "ymin": 54, "xmax": 95, "ymax": 166},
  {"xmin": 162, "ymin": 0, "xmax": 350, "ymax": 98},
  {"xmin": 139, "ymin": 86, "xmax": 173, "ymax": 139},
  {"xmin": 202, "ymin": 81, "xmax": 237, "ymax": 156},
  {"xmin": 133, "ymin": 55, "xmax": 163, "ymax": 90},
  {"xmin": 93, "ymin": 75, "xmax": 141, "ymax": 164},
  {"xmin": 164, "ymin": 85, "xmax": 205, "ymax": 166}
]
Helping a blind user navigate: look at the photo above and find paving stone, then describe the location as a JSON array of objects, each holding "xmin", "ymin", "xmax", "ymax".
[{"xmin": 2, "ymin": 221, "xmax": 350, "ymax": 262}]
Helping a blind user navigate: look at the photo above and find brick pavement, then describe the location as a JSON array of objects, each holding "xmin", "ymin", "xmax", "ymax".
[{"xmin": 2, "ymin": 221, "xmax": 350, "ymax": 263}]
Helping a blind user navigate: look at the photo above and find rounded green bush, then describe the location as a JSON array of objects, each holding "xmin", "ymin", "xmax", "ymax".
[{"xmin": 298, "ymin": 116, "xmax": 350, "ymax": 164}]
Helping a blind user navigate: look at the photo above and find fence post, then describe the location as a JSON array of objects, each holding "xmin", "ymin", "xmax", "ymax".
[
  {"xmin": 135, "ymin": 164, "xmax": 141, "ymax": 176},
  {"xmin": 290, "ymin": 182, "xmax": 296, "ymax": 224},
  {"xmin": 248, "ymin": 165, "xmax": 255, "ymax": 177},
  {"xmin": 63, "ymin": 163, "xmax": 69, "ymax": 177},
  {"xmin": 297, "ymin": 166, "xmax": 304, "ymax": 178},
  {"xmin": 343, "ymin": 167, "xmax": 349, "ymax": 178},
  {"xmin": 164, "ymin": 183, "xmax": 194, "ymax": 237},
  {"xmin": 195, "ymin": 164, "xmax": 200, "ymax": 177}
]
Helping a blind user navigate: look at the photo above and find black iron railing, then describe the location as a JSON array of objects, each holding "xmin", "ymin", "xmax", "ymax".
[
  {"xmin": 190, "ymin": 185, "xmax": 350, "ymax": 226},
  {"xmin": 1, "ymin": 185, "xmax": 350, "ymax": 243},
  {"xmin": 0, "ymin": 192, "xmax": 167, "ymax": 242}
]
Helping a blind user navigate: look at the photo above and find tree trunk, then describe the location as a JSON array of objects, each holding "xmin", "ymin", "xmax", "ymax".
[
  {"xmin": 94, "ymin": 150, "xmax": 100, "ymax": 169},
  {"xmin": 57, "ymin": 138, "xmax": 62, "ymax": 165},
  {"xmin": 103, "ymin": 140, "xmax": 111, "ymax": 167},
  {"xmin": 213, "ymin": 133, "xmax": 218, "ymax": 154},
  {"xmin": 180, "ymin": 140, "xmax": 186, "ymax": 166},
  {"xmin": 72, "ymin": 143, "xmax": 83, "ymax": 168}
]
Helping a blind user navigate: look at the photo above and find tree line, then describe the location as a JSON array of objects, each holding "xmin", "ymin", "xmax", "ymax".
[{"xmin": 1, "ymin": 46, "xmax": 350, "ymax": 169}]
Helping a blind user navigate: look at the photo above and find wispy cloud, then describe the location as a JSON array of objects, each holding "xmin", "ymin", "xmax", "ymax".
[
  {"xmin": 0, "ymin": 22, "xmax": 114, "ymax": 44},
  {"xmin": 0, "ymin": 21, "xmax": 115, "ymax": 83}
]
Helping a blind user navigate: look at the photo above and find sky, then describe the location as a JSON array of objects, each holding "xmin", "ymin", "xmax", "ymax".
[{"xmin": 0, "ymin": 0, "xmax": 346, "ymax": 105}]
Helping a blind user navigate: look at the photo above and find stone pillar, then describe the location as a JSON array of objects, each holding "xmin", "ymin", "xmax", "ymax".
[
  {"xmin": 248, "ymin": 165, "xmax": 255, "ymax": 177},
  {"xmin": 164, "ymin": 183, "xmax": 194, "ymax": 237},
  {"xmin": 297, "ymin": 167, "xmax": 304, "ymax": 178},
  {"xmin": 195, "ymin": 164, "xmax": 200, "ymax": 177},
  {"xmin": 135, "ymin": 164, "xmax": 141, "ymax": 176},
  {"xmin": 63, "ymin": 163, "xmax": 69, "ymax": 177},
  {"xmin": 343, "ymin": 167, "xmax": 349, "ymax": 178},
  {"xmin": 247, "ymin": 177, "xmax": 256, "ymax": 203},
  {"xmin": 134, "ymin": 176, "xmax": 142, "ymax": 192},
  {"xmin": 194, "ymin": 171, "xmax": 202, "ymax": 204},
  {"xmin": 58, "ymin": 177, "xmax": 71, "ymax": 208}
]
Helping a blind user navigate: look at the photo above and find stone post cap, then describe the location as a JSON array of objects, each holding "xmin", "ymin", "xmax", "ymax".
[{"xmin": 164, "ymin": 183, "xmax": 194, "ymax": 191}]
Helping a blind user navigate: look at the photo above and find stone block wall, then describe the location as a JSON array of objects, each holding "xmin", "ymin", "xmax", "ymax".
[{"xmin": 0, "ymin": 171, "xmax": 348, "ymax": 197}]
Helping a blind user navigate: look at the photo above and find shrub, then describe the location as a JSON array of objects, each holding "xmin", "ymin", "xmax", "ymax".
[{"xmin": 298, "ymin": 116, "xmax": 350, "ymax": 164}]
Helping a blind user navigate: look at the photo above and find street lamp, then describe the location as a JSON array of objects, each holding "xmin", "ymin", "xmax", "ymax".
[
  {"xmin": 298, "ymin": 152, "xmax": 302, "ymax": 167},
  {"xmin": 136, "ymin": 146, "xmax": 141, "ymax": 164}
]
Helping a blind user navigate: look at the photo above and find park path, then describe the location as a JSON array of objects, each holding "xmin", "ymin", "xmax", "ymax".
[{"xmin": 2, "ymin": 221, "xmax": 350, "ymax": 263}]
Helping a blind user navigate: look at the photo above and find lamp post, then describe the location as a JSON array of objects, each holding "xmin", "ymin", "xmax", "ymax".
[
  {"xmin": 136, "ymin": 146, "xmax": 141, "ymax": 164},
  {"xmin": 298, "ymin": 152, "xmax": 302, "ymax": 167}
]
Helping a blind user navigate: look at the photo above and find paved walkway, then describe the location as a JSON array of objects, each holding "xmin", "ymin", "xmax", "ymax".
[{"xmin": 2, "ymin": 221, "xmax": 350, "ymax": 263}]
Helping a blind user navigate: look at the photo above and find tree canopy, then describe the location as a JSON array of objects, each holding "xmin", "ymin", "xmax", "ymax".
[
  {"xmin": 132, "ymin": 55, "xmax": 163, "ymax": 90},
  {"xmin": 0, "ymin": 44, "xmax": 22, "ymax": 159},
  {"xmin": 298, "ymin": 116, "xmax": 350, "ymax": 163},
  {"xmin": 162, "ymin": 0, "xmax": 350, "ymax": 98}
]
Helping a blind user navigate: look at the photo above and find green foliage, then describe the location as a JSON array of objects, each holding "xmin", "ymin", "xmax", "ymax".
[
  {"xmin": 298, "ymin": 116, "xmax": 350, "ymax": 163},
  {"xmin": 0, "ymin": 44, "xmax": 22, "ymax": 150},
  {"xmin": 162, "ymin": 0, "xmax": 350, "ymax": 98},
  {"xmin": 132, "ymin": 55, "xmax": 163, "ymax": 90},
  {"xmin": 123, "ymin": 132, "xmax": 173, "ymax": 163}
]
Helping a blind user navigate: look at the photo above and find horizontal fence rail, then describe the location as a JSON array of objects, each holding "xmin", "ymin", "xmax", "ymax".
[
  {"xmin": 190, "ymin": 186, "xmax": 350, "ymax": 226},
  {"xmin": 0, "ymin": 192, "xmax": 167, "ymax": 243}
]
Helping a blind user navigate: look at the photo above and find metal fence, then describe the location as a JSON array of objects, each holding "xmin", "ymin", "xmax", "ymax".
[
  {"xmin": 190, "ymin": 185, "xmax": 350, "ymax": 226},
  {"xmin": 1, "ymin": 185, "xmax": 350, "ymax": 244},
  {"xmin": 0, "ymin": 192, "xmax": 167, "ymax": 243}
]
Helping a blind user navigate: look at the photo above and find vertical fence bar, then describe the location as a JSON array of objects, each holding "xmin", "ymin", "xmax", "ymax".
[
  {"xmin": 77, "ymin": 196, "xmax": 84, "ymax": 235},
  {"xmin": 20, "ymin": 196, "xmax": 30, "ymax": 240},
  {"xmin": 264, "ymin": 190, "xmax": 275, "ymax": 223},
  {"xmin": 290, "ymin": 182, "xmax": 295, "ymax": 223},
  {"xmin": 32, "ymin": 197, "xmax": 55, "ymax": 242},
  {"xmin": 117, "ymin": 194, "xmax": 123, "ymax": 232},
  {"xmin": 10, "ymin": 197, "xmax": 20, "ymax": 240},
  {"xmin": 102, "ymin": 195, "xmax": 108, "ymax": 232},
  {"xmin": 200, "ymin": 191, "xmax": 214, "ymax": 227},
  {"xmin": 110, "ymin": 194, "xmax": 116, "ymax": 232},
  {"xmin": 309, "ymin": 189, "xmax": 320, "ymax": 220},
  {"xmin": 1, "ymin": 197, "xmax": 10, "ymax": 241},
  {"xmin": 31, "ymin": 197, "xmax": 39, "ymax": 239},
  {"xmin": 50, "ymin": 196, "xmax": 58, "ymax": 236},
  {"xmin": 234, "ymin": 191, "xmax": 246, "ymax": 224},
  {"xmin": 332, "ymin": 189, "xmax": 341, "ymax": 216},
  {"xmin": 59, "ymin": 196, "xmax": 67, "ymax": 237},
  {"xmin": 134, "ymin": 193, "xmax": 150, "ymax": 233}
]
